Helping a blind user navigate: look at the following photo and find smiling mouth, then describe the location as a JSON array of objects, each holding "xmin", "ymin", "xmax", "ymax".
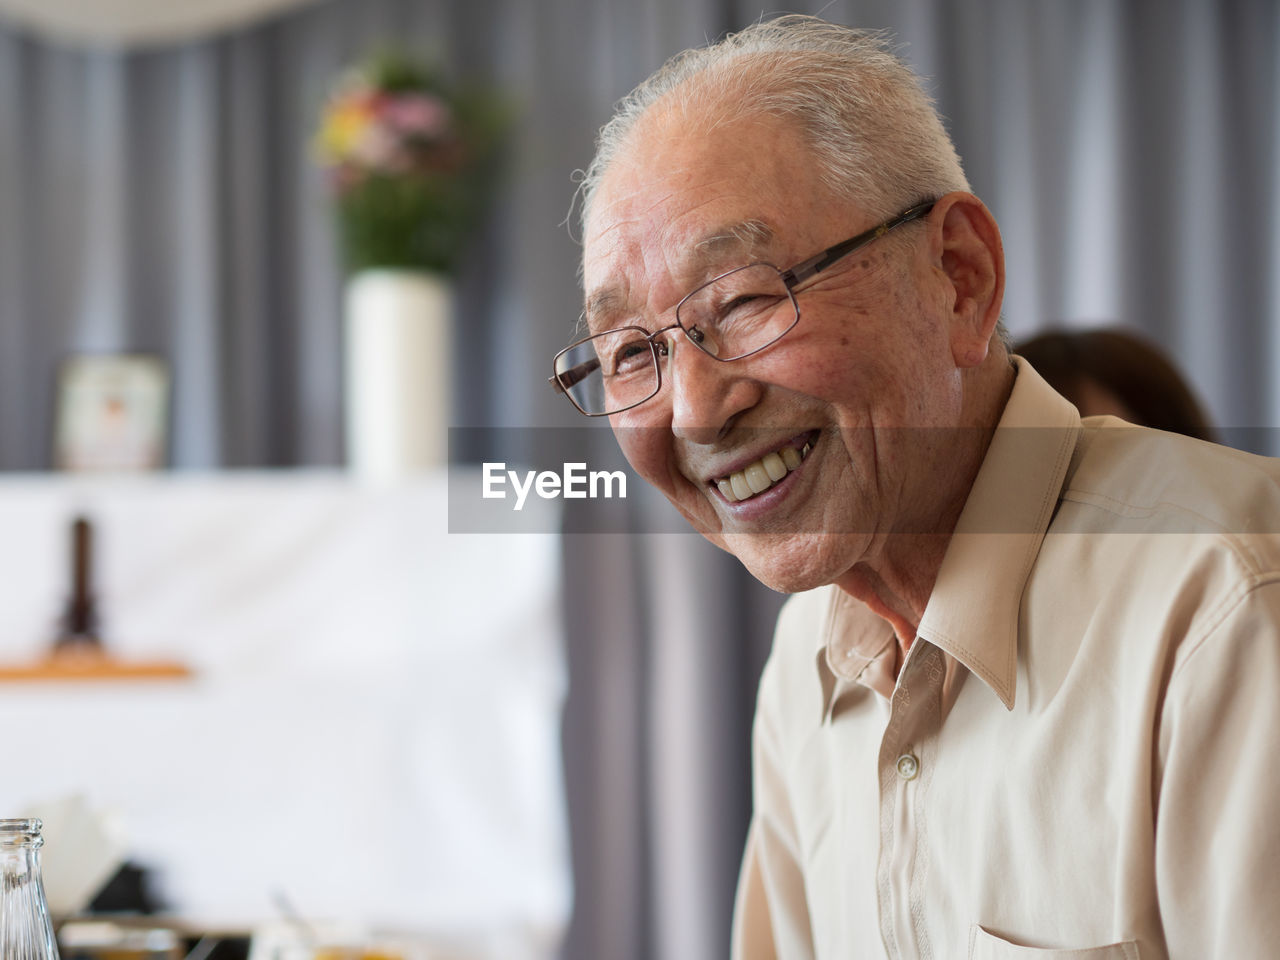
[{"xmin": 713, "ymin": 435, "xmax": 815, "ymax": 503}]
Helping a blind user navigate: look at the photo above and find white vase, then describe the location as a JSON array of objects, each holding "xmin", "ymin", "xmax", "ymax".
[{"xmin": 343, "ymin": 269, "xmax": 452, "ymax": 480}]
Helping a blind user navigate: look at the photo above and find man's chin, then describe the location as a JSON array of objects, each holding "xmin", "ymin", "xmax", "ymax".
[
  {"xmin": 720, "ymin": 530, "xmax": 859, "ymax": 595},
  {"xmin": 674, "ymin": 503, "xmax": 865, "ymax": 593}
]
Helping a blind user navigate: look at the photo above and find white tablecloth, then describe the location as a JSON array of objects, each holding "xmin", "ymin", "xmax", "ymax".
[{"xmin": 0, "ymin": 470, "xmax": 568, "ymax": 953}]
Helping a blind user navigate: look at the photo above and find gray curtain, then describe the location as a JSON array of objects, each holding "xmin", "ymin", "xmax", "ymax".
[{"xmin": 1, "ymin": 1, "xmax": 1277, "ymax": 958}]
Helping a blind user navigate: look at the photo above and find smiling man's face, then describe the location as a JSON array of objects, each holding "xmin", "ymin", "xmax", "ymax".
[{"xmin": 582, "ymin": 104, "xmax": 970, "ymax": 593}]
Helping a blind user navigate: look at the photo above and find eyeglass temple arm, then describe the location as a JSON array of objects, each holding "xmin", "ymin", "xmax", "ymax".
[
  {"xmin": 781, "ymin": 200, "xmax": 936, "ymax": 287},
  {"xmin": 548, "ymin": 356, "xmax": 601, "ymax": 394}
]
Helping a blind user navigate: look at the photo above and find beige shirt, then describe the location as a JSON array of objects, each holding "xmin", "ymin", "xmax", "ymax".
[{"xmin": 732, "ymin": 359, "xmax": 1280, "ymax": 960}]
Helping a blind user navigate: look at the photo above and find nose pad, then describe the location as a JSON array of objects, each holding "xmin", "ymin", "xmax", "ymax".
[{"xmin": 686, "ymin": 325, "xmax": 720, "ymax": 357}]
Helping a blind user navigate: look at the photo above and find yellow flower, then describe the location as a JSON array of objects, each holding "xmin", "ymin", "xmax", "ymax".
[{"xmin": 318, "ymin": 95, "xmax": 376, "ymax": 163}]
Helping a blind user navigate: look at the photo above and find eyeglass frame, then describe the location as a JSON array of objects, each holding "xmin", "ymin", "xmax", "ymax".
[{"xmin": 549, "ymin": 198, "xmax": 938, "ymax": 417}]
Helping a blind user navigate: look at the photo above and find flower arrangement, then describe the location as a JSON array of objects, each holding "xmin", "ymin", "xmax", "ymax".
[{"xmin": 316, "ymin": 52, "xmax": 508, "ymax": 275}]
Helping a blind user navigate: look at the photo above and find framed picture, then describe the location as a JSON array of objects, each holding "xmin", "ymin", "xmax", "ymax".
[{"xmin": 54, "ymin": 355, "xmax": 170, "ymax": 472}]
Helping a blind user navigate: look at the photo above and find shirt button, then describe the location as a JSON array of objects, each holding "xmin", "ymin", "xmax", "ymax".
[{"xmin": 896, "ymin": 753, "xmax": 920, "ymax": 781}]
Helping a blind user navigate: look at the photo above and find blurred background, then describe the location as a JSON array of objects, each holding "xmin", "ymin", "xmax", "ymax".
[{"xmin": 0, "ymin": 1, "xmax": 1275, "ymax": 959}]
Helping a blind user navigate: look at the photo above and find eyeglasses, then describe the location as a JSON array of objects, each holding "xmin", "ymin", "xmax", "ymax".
[{"xmin": 549, "ymin": 199, "xmax": 936, "ymax": 416}]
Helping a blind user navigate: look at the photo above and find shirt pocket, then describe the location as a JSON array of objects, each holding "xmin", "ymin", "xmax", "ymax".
[{"xmin": 968, "ymin": 924, "xmax": 1141, "ymax": 960}]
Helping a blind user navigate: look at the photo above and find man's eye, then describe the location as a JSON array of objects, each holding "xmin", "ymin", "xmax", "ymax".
[
  {"xmin": 607, "ymin": 340, "xmax": 652, "ymax": 375},
  {"xmin": 716, "ymin": 292, "xmax": 783, "ymax": 326},
  {"xmin": 723, "ymin": 294, "xmax": 762, "ymax": 312}
]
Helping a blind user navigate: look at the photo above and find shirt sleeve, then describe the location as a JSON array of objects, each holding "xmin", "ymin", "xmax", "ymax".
[
  {"xmin": 1155, "ymin": 576, "xmax": 1280, "ymax": 958},
  {"xmin": 731, "ymin": 632, "xmax": 818, "ymax": 960}
]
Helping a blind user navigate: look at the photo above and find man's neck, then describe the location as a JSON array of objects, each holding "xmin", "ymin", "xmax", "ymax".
[{"xmin": 835, "ymin": 352, "xmax": 1016, "ymax": 669}]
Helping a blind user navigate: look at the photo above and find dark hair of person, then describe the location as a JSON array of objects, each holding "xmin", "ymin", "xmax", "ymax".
[{"xmin": 1017, "ymin": 327, "xmax": 1217, "ymax": 443}]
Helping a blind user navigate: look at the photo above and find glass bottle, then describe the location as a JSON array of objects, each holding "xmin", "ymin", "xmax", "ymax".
[{"xmin": 0, "ymin": 819, "xmax": 61, "ymax": 959}]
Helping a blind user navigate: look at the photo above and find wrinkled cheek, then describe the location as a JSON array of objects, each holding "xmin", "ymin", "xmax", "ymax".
[
  {"xmin": 610, "ymin": 423, "xmax": 722, "ymax": 535},
  {"xmin": 611, "ymin": 423, "xmax": 666, "ymax": 490}
]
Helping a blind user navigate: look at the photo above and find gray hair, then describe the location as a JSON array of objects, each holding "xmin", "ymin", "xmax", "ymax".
[{"xmin": 578, "ymin": 15, "xmax": 970, "ymax": 233}]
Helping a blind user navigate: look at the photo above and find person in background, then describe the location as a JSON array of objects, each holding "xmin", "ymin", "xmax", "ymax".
[
  {"xmin": 1016, "ymin": 327, "xmax": 1216, "ymax": 441},
  {"xmin": 551, "ymin": 15, "xmax": 1280, "ymax": 958}
]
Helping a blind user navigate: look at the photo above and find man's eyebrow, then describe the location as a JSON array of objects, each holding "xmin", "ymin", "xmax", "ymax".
[
  {"xmin": 690, "ymin": 219, "xmax": 776, "ymax": 266},
  {"xmin": 582, "ymin": 288, "xmax": 623, "ymax": 334}
]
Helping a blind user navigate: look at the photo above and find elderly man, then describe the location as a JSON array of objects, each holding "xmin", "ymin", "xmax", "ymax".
[{"xmin": 550, "ymin": 15, "xmax": 1280, "ymax": 959}]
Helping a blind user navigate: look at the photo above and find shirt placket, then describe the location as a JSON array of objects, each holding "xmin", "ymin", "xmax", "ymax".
[{"xmin": 875, "ymin": 641, "xmax": 946, "ymax": 959}]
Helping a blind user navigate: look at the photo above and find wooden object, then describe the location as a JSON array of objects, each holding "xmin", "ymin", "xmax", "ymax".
[{"xmin": 0, "ymin": 649, "xmax": 191, "ymax": 682}]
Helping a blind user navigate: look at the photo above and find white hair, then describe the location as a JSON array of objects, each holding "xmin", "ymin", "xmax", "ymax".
[{"xmin": 578, "ymin": 15, "xmax": 970, "ymax": 233}]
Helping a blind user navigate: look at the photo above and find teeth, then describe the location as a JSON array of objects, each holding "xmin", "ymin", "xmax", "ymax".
[
  {"xmin": 762, "ymin": 452, "xmax": 787, "ymax": 481},
  {"xmin": 716, "ymin": 441, "xmax": 813, "ymax": 503},
  {"xmin": 744, "ymin": 461, "xmax": 772, "ymax": 494}
]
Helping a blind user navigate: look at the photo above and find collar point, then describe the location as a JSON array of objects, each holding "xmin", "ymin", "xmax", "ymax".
[{"xmin": 993, "ymin": 674, "xmax": 1017, "ymax": 711}]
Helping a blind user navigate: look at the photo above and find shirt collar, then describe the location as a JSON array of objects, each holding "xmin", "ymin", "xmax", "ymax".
[{"xmin": 818, "ymin": 357, "xmax": 1080, "ymax": 716}]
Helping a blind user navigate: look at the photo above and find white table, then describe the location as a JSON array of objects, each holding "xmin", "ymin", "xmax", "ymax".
[{"xmin": 0, "ymin": 471, "xmax": 568, "ymax": 957}]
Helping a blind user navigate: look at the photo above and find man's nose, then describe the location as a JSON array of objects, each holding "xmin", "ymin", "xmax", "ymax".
[{"xmin": 667, "ymin": 340, "xmax": 762, "ymax": 445}]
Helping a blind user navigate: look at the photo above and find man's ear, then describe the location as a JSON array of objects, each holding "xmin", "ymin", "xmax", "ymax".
[{"xmin": 928, "ymin": 192, "xmax": 1005, "ymax": 369}]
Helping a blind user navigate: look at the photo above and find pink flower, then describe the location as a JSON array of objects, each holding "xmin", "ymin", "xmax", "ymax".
[
  {"xmin": 381, "ymin": 93, "xmax": 452, "ymax": 138},
  {"xmin": 351, "ymin": 122, "xmax": 402, "ymax": 172}
]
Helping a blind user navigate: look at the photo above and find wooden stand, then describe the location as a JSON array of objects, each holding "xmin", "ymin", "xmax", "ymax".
[{"xmin": 0, "ymin": 649, "xmax": 191, "ymax": 683}]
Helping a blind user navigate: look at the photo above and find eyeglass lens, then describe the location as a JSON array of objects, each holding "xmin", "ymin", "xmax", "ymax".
[
  {"xmin": 555, "ymin": 331, "xmax": 659, "ymax": 415},
  {"xmin": 557, "ymin": 264, "xmax": 796, "ymax": 415}
]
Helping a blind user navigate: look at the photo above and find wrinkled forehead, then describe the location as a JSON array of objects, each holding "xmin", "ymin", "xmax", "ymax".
[{"xmin": 584, "ymin": 157, "xmax": 781, "ymax": 268}]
